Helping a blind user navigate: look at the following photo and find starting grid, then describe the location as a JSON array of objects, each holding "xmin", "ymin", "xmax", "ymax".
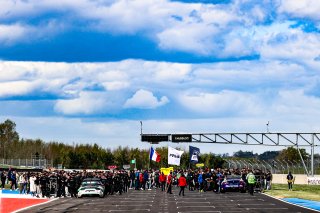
[{"xmin": 19, "ymin": 188, "xmax": 318, "ymax": 213}]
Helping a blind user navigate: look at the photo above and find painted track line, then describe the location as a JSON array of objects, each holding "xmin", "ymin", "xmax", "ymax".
[{"xmin": 12, "ymin": 197, "xmax": 59, "ymax": 213}]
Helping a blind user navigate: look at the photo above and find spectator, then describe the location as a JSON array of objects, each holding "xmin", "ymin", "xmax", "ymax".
[
  {"xmin": 166, "ymin": 172, "xmax": 173, "ymax": 194},
  {"xmin": 246, "ymin": 170, "xmax": 256, "ymax": 196},
  {"xmin": 287, "ymin": 171, "xmax": 294, "ymax": 191},
  {"xmin": 0, "ymin": 171, "xmax": 6, "ymax": 189},
  {"xmin": 198, "ymin": 171, "xmax": 204, "ymax": 192},
  {"xmin": 178, "ymin": 173, "xmax": 187, "ymax": 196},
  {"xmin": 159, "ymin": 172, "xmax": 166, "ymax": 191},
  {"xmin": 265, "ymin": 171, "xmax": 272, "ymax": 190},
  {"xmin": 30, "ymin": 174, "xmax": 37, "ymax": 197},
  {"xmin": 143, "ymin": 170, "xmax": 149, "ymax": 190},
  {"xmin": 135, "ymin": 170, "xmax": 140, "ymax": 190},
  {"xmin": 19, "ymin": 173, "xmax": 26, "ymax": 194},
  {"xmin": 129, "ymin": 170, "xmax": 135, "ymax": 189},
  {"xmin": 10, "ymin": 170, "xmax": 17, "ymax": 190}
]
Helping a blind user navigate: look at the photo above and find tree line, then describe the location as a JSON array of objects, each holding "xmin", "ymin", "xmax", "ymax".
[{"xmin": 0, "ymin": 119, "xmax": 314, "ymax": 169}]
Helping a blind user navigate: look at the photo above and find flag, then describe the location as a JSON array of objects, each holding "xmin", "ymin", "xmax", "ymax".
[
  {"xmin": 189, "ymin": 145, "xmax": 200, "ymax": 163},
  {"xmin": 150, "ymin": 147, "xmax": 161, "ymax": 162},
  {"xmin": 131, "ymin": 159, "xmax": 136, "ymax": 164},
  {"xmin": 168, "ymin": 146, "xmax": 184, "ymax": 166}
]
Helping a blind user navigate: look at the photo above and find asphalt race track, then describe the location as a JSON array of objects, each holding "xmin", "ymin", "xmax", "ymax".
[{"xmin": 20, "ymin": 188, "xmax": 318, "ymax": 213}]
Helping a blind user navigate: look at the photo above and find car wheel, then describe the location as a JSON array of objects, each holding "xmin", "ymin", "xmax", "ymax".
[{"xmin": 78, "ymin": 195, "xmax": 82, "ymax": 198}]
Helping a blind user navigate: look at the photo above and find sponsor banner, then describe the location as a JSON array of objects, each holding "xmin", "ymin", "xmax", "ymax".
[
  {"xmin": 168, "ymin": 146, "xmax": 184, "ymax": 166},
  {"xmin": 141, "ymin": 134, "xmax": 169, "ymax": 142},
  {"xmin": 160, "ymin": 167, "xmax": 174, "ymax": 176},
  {"xmin": 307, "ymin": 177, "xmax": 320, "ymax": 185},
  {"xmin": 107, "ymin": 165, "xmax": 117, "ymax": 170},
  {"xmin": 196, "ymin": 163, "xmax": 204, "ymax": 167},
  {"xmin": 189, "ymin": 145, "xmax": 200, "ymax": 163},
  {"xmin": 172, "ymin": 134, "xmax": 192, "ymax": 142}
]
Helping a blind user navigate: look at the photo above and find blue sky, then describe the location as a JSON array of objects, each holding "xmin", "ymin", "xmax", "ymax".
[{"xmin": 1, "ymin": 0, "xmax": 320, "ymax": 154}]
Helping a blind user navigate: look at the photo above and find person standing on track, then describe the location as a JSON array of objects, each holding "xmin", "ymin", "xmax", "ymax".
[
  {"xmin": 246, "ymin": 170, "xmax": 256, "ymax": 196},
  {"xmin": 166, "ymin": 172, "xmax": 173, "ymax": 194},
  {"xmin": 178, "ymin": 173, "xmax": 187, "ymax": 196},
  {"xmin": 159, "ymin": 172, "xmax": 166, "ymax": 191},
  {"xmin": 198, "ymin": 171, "xmax": 204, "ymax": 192}
]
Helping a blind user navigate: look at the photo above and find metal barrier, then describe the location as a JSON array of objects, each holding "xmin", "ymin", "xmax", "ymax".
[
  {"xmin": 224, "ymin": 159, "xmax": 320, "ymax": 175},
  {"xmin": 0, "ymin": 158, "xmax": 51, "ymax": 168}
]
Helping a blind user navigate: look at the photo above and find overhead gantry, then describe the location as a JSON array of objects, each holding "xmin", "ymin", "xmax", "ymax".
[{"xmin": 141, "ymin": 132, "xmax": 320, "ymax": 176}]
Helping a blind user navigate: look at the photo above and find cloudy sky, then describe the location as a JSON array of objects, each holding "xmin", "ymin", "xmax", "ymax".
[{"xmin": 1, "ymin": 0, "xmax": 320, "ymax": 154}]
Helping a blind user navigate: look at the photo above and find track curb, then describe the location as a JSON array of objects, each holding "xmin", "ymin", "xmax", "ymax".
[{"xmin": 262, "ymin": 192, "xmax": 320, "ymax": 213}]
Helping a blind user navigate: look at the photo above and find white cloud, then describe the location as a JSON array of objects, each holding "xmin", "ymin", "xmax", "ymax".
[
  {"xmin": 157, "ymin": 22, "xmax": 218, "ymax": 55},
  {"xmin": 0, "ymin": 21, "xmax": 66, "ymax": 45},
  {"xmin": 0, "ymin": 24, "xmax": 32, "ymax": 45},
  {"xmin": 97, "ymin": 70, "xmax": 130, "ymax": 90},
  {"xmin": 2, "ymin": 0, "xmax": 319, "ymax": 60},
  {"xmin": 275, "ymin": 90, "xmax": 320, "ymax": 116},
  {"xmin": 54, "ymin": 91, "xmax": 108, "ymax": 115},
  {"xmin": 178, "ymin": 90, "xmax": 262, "ymax": 116},
  {"xmin": 0, "ymin": 0, "xmax": 257, "ymax": 57},
  {"xmin": 124, "ymin": 89, "xmax": 169, "ymax": 109},
  {"xmin": 142, "ymin": 61, "xmax": 192, "ymax": 82},
  {"xmin": 259, "ymin": 27, "xmax": 320, "ymax": 68},
  {"xmin": 278, "ymin": 0, "xmax": 320, "ymax": 20},
  {"xmin": 0, "ymin": 80, "xmax": 40, "ymax": 97},
  {"xmin": 0, "ymin": 59, "xmax": 319, "ymax": 118}
]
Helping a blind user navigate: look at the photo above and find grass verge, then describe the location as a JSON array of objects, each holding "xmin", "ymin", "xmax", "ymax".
[{"xmin": 264, "ymin": 184, "xmax": 320, "ymax": 202}]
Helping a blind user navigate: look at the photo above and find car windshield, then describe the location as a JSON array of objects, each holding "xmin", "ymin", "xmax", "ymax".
[
  {"xmin": 81, "ymin": 181, "xmax": 102, "ymax": 186},
  {"xmin": 226, "ymin": 175, "xmax": 241, "ymax": 180}
]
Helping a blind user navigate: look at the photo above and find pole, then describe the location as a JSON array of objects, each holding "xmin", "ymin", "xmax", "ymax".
[
  {"xmin": 296, "ymin": 145, "xmax": 309, "ymax": 176},
  {"xmin": 135, "ymin": 158, "xmax": 137, "ymax": 170},
  {"xmin": 148, "ymin": 147, "xmax": 151, "ymax": 170},
  {"xmin": 311, "ymin": 134, "xmax": 314, "ymax": 177}
]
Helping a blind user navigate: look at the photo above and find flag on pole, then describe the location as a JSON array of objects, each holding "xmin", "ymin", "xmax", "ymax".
[
  {"xmin": 168, "ymin": 146, "xmax": 184, "ymax": 166},
  {"xmin": 150, "ymin": 147, "xmax": 161, "ymax": 162},
  {"xmin": 189, "ymin": 145, "xmax": 200, "ymax": 163}
]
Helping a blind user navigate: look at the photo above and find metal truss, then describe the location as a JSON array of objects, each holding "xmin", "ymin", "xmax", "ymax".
[
  {"xmin": 141, "ymin": 133, "xmax": 320, "ymax": 147},
  {"xmin": 141, "ymin": 132, "xmax": 319, "ymax": 176},
  {"xmin": 189, "ymin": 133, "xmax": 320, "ymax": 147}
]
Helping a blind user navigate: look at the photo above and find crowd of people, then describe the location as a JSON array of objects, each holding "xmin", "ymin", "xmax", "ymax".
[{"xmin": 0, "ymin": 166, "xmax": 275, "ymax": 198}]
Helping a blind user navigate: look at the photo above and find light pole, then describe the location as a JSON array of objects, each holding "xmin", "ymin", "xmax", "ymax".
[{"xmin": 266, "ymin": 121, "xmax": 270, "ymax": 133}]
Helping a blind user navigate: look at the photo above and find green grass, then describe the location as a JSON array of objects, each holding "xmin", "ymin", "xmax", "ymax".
[{"xmin": 264, "ymin": 184, "xmax": 320, "ymax": 202}]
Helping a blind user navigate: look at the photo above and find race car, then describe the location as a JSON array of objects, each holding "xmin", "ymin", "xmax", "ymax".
[
  {"xmin": 77, "ymin": 178, "xmax": 105, "ymax": 198},
  {"xmin": 220, "ymin": 175, "xmax": 246, "ymax": 193}
]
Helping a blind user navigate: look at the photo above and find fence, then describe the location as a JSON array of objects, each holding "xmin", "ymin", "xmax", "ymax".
[
  {"xmin": 0, "ymin": 158, "xmax": 51, "ymax": 169},
  {"xmin": 224, "ymin": 159, "xmax": 320, "ymax": 175}
]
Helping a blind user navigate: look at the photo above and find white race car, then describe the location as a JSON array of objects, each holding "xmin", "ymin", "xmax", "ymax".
[{"xmin": 77, "ymin": 178, "xmax": 105, "ymax": 198}]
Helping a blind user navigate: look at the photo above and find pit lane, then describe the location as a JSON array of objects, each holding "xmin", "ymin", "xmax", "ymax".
[{"xmin": 19, "ymin": 188, "xmax": 318, "ymax": 213}]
